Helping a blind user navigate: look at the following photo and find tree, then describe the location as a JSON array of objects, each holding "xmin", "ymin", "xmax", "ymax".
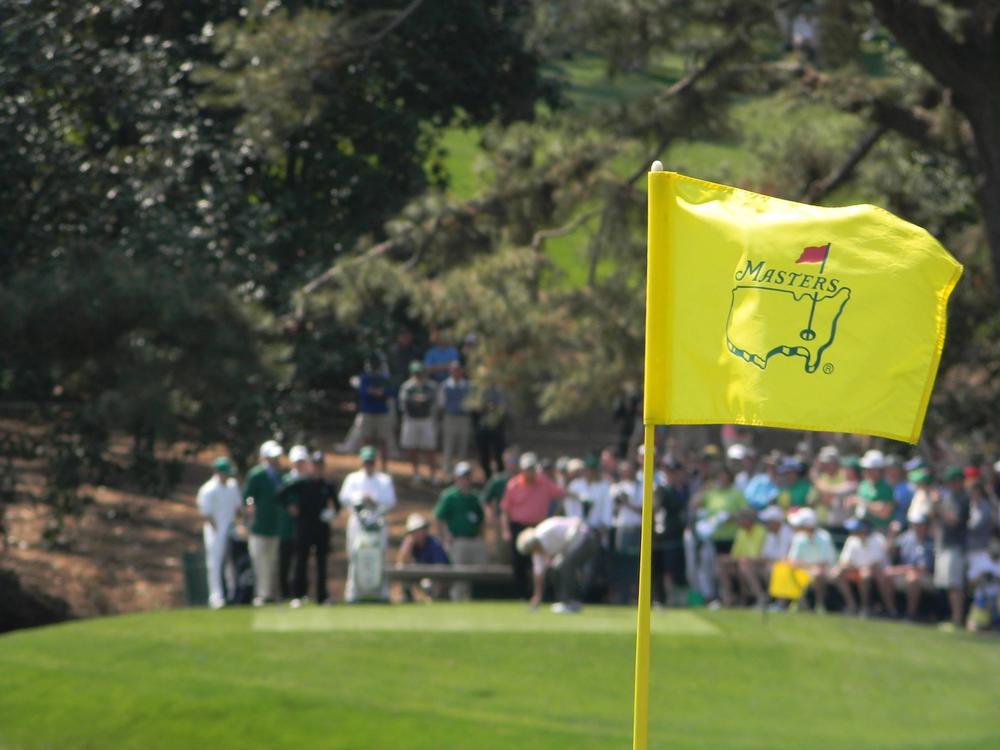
[
  {"xmin": 871, "ymin": 1, "xmax": 1000, "ymax": 289},
  {"xmin": 0, "ymin": 0, "xmax": 551, "ymax": 538},
  {"xmin": 292, "ymin": 0, "xmax": 999, "ymax": 446}
]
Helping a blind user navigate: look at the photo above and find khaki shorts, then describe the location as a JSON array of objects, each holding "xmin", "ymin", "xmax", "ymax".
[
  {"xmin": 358, "ymin": 412, "xmax": 393, "ymax": 444},
  {"xmin": 401, "ymin": 417, "xmax": 436, "ymax": 451},
  {"xmin": 934, "ymin": 549, "xmax": 965, "ymax": 589}
]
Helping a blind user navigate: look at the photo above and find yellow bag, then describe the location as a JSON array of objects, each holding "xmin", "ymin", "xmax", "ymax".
[{"xmin": 769, "ymin": 561, "xmax": 811, "ymax": 600}]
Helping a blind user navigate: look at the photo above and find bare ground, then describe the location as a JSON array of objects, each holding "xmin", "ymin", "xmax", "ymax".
[{"xmin": 1, "ymin": 446, "xmax": 459, "ymax": 620}]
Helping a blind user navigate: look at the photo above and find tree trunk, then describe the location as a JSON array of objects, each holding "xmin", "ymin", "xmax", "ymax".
[
  {"xmin": 965, "ymin": 102, "xmax": 1000, "ymax": 287},
  {"xmin": 872, "ymin": 0, "xmax": 1000, "ymax": 287}
]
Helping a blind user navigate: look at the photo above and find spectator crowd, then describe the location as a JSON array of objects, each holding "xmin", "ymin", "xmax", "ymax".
[{"xmin": 194, "ymin": 330, "xmax": 1000, "ymax": 633}]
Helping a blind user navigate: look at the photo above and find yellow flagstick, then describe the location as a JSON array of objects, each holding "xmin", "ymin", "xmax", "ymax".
[
  {"xmin": 631, "ymin": 423, "xmax": 656, "ymax": 750},
  {"xmin": 633, "ymin": 159, "xmax": 665, "ymax": 750}
]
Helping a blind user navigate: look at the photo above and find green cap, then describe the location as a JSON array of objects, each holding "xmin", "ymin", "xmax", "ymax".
[
  {"xmin": 584, "ymin": 455, "xmax": 599, "ymax": 469},
  {"xmin": 908, "ymin": 468, "xmax": 931, "ymax": 484},
  {"xmin": 942, "ymin": 465, "xmax": 963, "ymax": 482},
  {"xmin": 409, "ymin": 360, "xmax": 424, "ymax": 373},
  {"xmin": 212, "ymin": 457, "xmax": 234, "ymax": 475},
  {"xmin": 359, "ymin": 445, "xmax": 377, "ymax": 462},
  {"xmin": 839, "ymin": 455, "xmax": 861, "ymax": 470}
]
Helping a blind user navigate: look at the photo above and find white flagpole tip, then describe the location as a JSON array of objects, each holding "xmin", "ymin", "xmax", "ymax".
[{"xmin": 650, "ymin": 160, "xmax": 664, "ymax": 172}]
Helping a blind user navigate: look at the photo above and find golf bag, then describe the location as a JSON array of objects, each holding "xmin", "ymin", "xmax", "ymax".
[
  {"xmin": 346, "ymin": 507, "xmax": 388, "ymax": 602},
  {"xmin": 227, "ymin": 527, "xmax": 255, "ymax": 605}
]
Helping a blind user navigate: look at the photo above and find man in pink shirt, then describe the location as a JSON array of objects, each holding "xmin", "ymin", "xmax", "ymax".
[{"xmin": 501, "ymin": 452, "xmax": 565, "ymax": 598}]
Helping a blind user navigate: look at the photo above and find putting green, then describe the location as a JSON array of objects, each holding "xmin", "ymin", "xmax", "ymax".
[
  {"xmin": 252, "ymin": 603, "xmax": 720, "ymax": 635},
  {"xmin": 1, "ymin": 604, "xmax": 998, "ymax": 750}
]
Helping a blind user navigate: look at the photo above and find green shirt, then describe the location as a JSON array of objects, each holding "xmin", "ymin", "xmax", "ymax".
[
  {"xmin": 434, "ymin": 487, "xmax": 484, "ymax": 538},
  {"xmin": 731, "ymin": 523, "xmax": 766, "ymax": 559},
  {"xmin": 701, "ymin": 486, "xmax": 747, "ymax": 541},
  {"xmin": 481, "ymin": 471, "xmax": 510, "ymax": 508},
  {"xmin": 857, "ymin": 479, "xmax": 894, "ymax": 528},
  {"xmin": 778, "ymin": 478, "xmax": 813, "ymax": 510},
  {"xmin": 243, "ymin": 464, "xmax": 285, "ymax": 537}
]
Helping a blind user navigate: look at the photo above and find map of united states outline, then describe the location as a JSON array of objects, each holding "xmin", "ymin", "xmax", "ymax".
[{"xmin": 725, "ymin": 285, "xmax": 852, "ymax": 373}]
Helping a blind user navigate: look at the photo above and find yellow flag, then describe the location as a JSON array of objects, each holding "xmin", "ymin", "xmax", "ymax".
[
  {"xmin": 768, "ymin": 561, "xmax": 812, "ymax": 601},
  {"xmin": 644, "ymin": 171, "xmax": 963, "ymax": 443}
]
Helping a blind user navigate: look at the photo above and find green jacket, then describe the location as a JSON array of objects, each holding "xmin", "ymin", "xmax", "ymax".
[{"xmin": 243, "ymin": 464, "xmax": 290, "ymax": 537}]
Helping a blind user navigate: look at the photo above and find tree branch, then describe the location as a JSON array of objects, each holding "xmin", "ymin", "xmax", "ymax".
[
  {"xmin": 530, "ymin": 208, "xmax": 601, "ymax": 252},
  {"xmin": 625, "ymin": 38, "xmax": 746, "ymax": 185},
  {"xmin": 348, "ymin": 0, "xmax": 426, "ymax": 53},
  {"xmin": 798, "ymin": 124, "xmax": 886, "ymax": 204}
]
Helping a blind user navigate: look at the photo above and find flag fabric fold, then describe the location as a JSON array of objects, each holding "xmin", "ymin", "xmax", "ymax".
[{"xmin": 643, "ymin": 171, "xmax": 963, "ymax": 443}]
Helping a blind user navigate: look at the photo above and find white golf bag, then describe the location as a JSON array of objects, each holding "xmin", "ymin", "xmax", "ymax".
[{"xmin": 345, "ymin": 506, "xmax": 388, "ymax": 602}]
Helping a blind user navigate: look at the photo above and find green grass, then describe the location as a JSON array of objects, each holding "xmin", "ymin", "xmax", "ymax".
[{"xmin": 1, "ymin": 604, "xmax": 999, "ymax": 750}]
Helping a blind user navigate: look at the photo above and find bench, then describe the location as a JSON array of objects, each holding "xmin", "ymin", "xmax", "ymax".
[{"xmin": 386, "ymin": 564, "xmax": 514, "ymax": 585}]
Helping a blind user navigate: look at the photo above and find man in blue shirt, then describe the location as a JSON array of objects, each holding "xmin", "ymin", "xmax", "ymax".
[
  {"xmin": 885, "ymin": 456, "xmax": 914, "ymax": 528},
  {"xmin": 438, "ymin": 362, "xmax": 472, "ymax": 480},
  {"xmin": 743, "ymin": 456, "xmax": 780, "ymax": 510},
  {"xmin": 395, "ymin": 513, "xmax": 450, "ymax": 601},
  {"xmin": 356, "ymin": 364, "xmax": 396, "ymax": 470},
  {"xmin": 423, "ymin": 328, "xmax": 460, "ymax": 384}
]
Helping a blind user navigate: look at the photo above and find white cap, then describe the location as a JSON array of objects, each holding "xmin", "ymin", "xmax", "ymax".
[
  {"xmin": 791, "ymin": 508, "xmax": 817, "ymax": 528},
  {"xmin": 818, "ymin": 445, "xmax": 840, "ymax": 461},
  {"xmin": 259, "ymin": 440, "xmax": 283, "ymax": 459},
  {"xmin": 993, "ymin": 460, "xmax": 1000, "ymax": 474},
  {"xmin": 759, "ymin": 506, "xmax": 785, "ymax": 523},
  {"xmin": 519, "ymin": 452, "xmax": 538, "ymax": 471},
  {"xmin": 454, "ymin": 461, "xmax": 473, "ymax": 478},
  {"xmin": 566, "ymin": 458, "xmax": 585, "ymax": 474},
  {"xmin": 405, "ymin": 513, "xmax": 429, "ymax": 534},
  {"xmin": 516, "ymin": 527, "xmax": 537, "ymax": 555},
  {"xmin": 726, "ymin": 444, "xmax": 749, "ymax": 461},
  {"xmin": 859, "ymin": 449, "xmax": 885, "ymax": 470},
  {"xmin": 288, "ymin": 445, "xmax": 310, "ymax": 463}
]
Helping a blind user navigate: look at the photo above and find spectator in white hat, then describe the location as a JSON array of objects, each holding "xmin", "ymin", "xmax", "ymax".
[
  {"xmin": 786, "ymin": 507, "xmax": 836, "ymax": 611},
  {"xmin": 852, "ymin": 449, "xmax": 894, "ymax": 532},
  {"xmin": 726, "ymin": 444, "xmax": 755, "ymax": 493},
  {"xmin": 433, "ymin": 462, "xmax": 487, "ymax": 601},
  {"xmin": 396, "ymin": 512, "xmax": 449, "ymax": 601},
  {"xmin": 243, "ymin": 440, "xmax": 285, "ymax": 605}
]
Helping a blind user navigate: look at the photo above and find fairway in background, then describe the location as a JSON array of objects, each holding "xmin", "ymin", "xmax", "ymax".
[{"xmin": 2, "ymin": 605, "xmax": 999, "ymax": 750}]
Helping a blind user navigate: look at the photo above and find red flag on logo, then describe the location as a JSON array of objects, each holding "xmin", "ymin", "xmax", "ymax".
[{"xmin": 796, "ymin": 244, "xmax": 830, "ymax": 264}]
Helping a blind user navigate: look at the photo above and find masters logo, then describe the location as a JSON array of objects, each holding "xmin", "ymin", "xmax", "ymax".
[{"xmin": 725, "ymin": 243, "xmax": 851, "ymax": 374}]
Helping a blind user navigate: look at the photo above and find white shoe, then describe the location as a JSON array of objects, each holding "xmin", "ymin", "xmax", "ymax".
[
  {"xmin": 252, "ymin": 596, "xmax": 266, "ymax": 607},
  {"xmin": 551, "ymin": 602, "xmax": 580, "ymax": 614},
  {"xmin": 290, "ymin": 598, "xmax": 303, "ymax": 609},
  {"xmin": 209, "ymin": 596, "xmax": 225, "ymax": 610}
]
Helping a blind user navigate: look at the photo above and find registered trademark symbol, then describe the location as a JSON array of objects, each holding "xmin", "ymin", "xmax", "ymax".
[{"xmin": 823, "ymin": 363, "xmax": 834, "ymax": 374}]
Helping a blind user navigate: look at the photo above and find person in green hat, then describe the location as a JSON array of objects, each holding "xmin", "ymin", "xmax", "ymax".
[
  {"xmin": 433, "ymin": 461, "xmax": 486, "ymax": 601},
  {"xmin": 338, "ymin": 445, "xmax": 397, "ymax": 602},
  {"xmin": 906, "ymin": 468, "xmax": 935, "ymax": 523},
  {"xmin": 197, "ymin": 456, "xmax": 243, "ymax": 609}
]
